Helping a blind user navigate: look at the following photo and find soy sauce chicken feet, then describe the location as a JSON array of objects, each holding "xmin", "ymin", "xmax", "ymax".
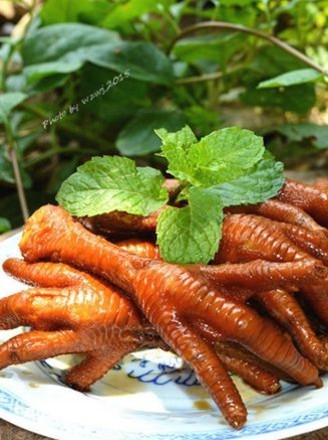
[
  {"xmin": 19, "ymin": 205, "xmax": 324, "ymax": 429},
  {"xmin": 1, "ymin": 258, "xmax": 163, "ymax": 391},
  {"xmin": 1, "ymin": 256, "xmax": 287, "ymax": 429},
  {"xmin": 2, "ymin": 258, "xmax": 284, "ymax": 399},
  {"xmin": 120, "ymin": 238, "xmax": 328, "ymax": 371}
]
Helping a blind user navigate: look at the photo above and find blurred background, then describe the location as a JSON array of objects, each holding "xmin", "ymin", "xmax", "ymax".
[{"xmin": 0, "ymin": 0, "xmax": 327, "ymax": 232}]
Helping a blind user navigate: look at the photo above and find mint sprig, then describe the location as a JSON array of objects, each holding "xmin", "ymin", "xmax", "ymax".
[
  {"xmin": 56, "ymin": 126, "xmax": 285, "ymax": 264},
  {"xmin": 156, "ymin": 126, "xmax": 265, "ymax": 187}
]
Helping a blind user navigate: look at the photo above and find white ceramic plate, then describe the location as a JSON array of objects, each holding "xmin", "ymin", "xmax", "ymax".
[{"xmin": 0, "ymin": 233, "xmax": 328, "ymax": 440}]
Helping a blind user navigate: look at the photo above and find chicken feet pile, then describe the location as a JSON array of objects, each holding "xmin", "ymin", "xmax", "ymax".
[
  {"xmin": 1, "ymin": 178, "xmax": 328, "ymax": 429},
  {"xmin": 1, "ymin": 259, "xmax": 164, "ymax": 390}
]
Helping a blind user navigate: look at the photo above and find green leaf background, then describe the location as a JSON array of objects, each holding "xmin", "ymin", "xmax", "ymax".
[
  {"xmin": 117, "ymin": 110, "xmax": 187, "ymax": 156},
  {"xmin": 258, "ymin": 68, "xmax": 322, "ymax": 89},
  {"xmin": 22, "ymin": 24, "xmax": 173, "ymax": 85},
  {"xmin": 1, "ymin": 0, "xmax": 326, "ymax": 236}
]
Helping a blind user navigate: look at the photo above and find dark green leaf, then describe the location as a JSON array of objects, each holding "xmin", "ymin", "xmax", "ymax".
[
  {"xmin": 6, "ymin": 69, "xmax": 68, "ymax": 94},
  {"xmin": 156, "ymin": 187, "xmax": 223, "ymax": 264},
  {"xmin": 0, "ymin": 218, "xmax": 11, "ymax": 234},
  {"xmin": 117, "ymin": 110, "xmax": 187, "ymax": 156},
  {"xmin": 17, "ymin": 129, "xmax": 43, "ymax": 154},
  {"xmin": 89, "ymin": 41, "xmax": 174, "ymax": 85},
  {"xmin": 22, "ymin": 24, "xmax": 120, "ymax": 65},
  {"xmin": 217, "ymin": 2, "xmax": 257, "ymax": 26},
  {"xmin": 276, "ymin": 123, "xmax": 328, "ymax": 149},
  {"xmin": 48, "ymin": 157, "xmax": 80, "ymax": 193},
  {"xmin": 184, "ymin": 105, "xmax": 222, "ymax": 137},
  {"xmin": 0, "ymin": 148, "xmax": 15, "ymax": 183},
  {"xmin": 241, "ymin": 46, "xmax": 317, "ymax": 114},
  {"xmin": 242, "ymin": 83, "xmax": 316, "ymax": 113},
  {"xmin": 79, "ymin": 65, "xmax": 150, "ymax": 123},
  {"xmin": 29, "ymin": 74, "xmax": 69, "ymax": 94},
  {"xmin": 0, "ymin": 146, "xmax": 32, "ymax": 188},
  {"xmin": 24, "ymin": 60, "xmax": 83, "ymax": 83},
  {"xmin": 23, "ymin": 24, "xmax": 173, "ymax": 84},
  {"xmin": 0, "ymin": 93, "xmax": 28, "ymax": 123},
  {"xmin": 246, "ymin": 45, "xmax": 308, "ymax": 79},
  {"xmin": 22, "ymin": 24, "xmax": 120, "ymax": 81}
]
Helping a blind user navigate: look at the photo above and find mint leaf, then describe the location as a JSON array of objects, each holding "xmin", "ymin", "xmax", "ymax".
[
  {"xmin": 56, "ymin": 156, "xmax": 168, "ymax": 217},
  {"xmin": 211, "ymin": 158, "xmax": 285, "ymax": 207},
  {"xmin": 158, "ymin": 126, "xmax": 265, "ymax": 187},
  {"xmin": 156, "ymin": 187, "xmax": 223, "ymax": 264},
  {"xmin": 258, "ymin": 68, "xmax": 322, "ymax": 89},
  {"xmin": 188, "ymin": 128, "xmax": 265, "ymax": 186},
  {"xmin": 155, "ymin": 125, "xmax": 197, "ymax": 181}
]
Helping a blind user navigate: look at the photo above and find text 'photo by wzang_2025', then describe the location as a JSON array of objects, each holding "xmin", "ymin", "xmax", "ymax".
[{"xmin": 1, "ymin": 126, "xmax": 328, "ymax": 430}]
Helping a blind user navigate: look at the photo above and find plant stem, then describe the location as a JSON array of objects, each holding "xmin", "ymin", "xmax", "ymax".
[
  {"xmin": 0, "ymin": 0, "xmax": 40, "ymax": 223},
  {"xmin": 168, "ymin": 21, "xmax": 327, "ymax": 76},
  {"xmin": 24, "ymin": 0, "xmax": 38, "ymax": 37},
  {"xmin": 1, "ymin": 44, "xmax": 15, "ymax": 92},
  {"xmin": 161, "ymin": 9, "xmax": 180, "ymax": 35},
  {"xmin": 4, "ymin": 121, "xmax": 29, "ymax": 221},
  {"xmin": 175, "ymin": 64, "xmax": 244, "ymax": 85},
  {"xmin": 176, "ymin": 71, "xmax": 224, "ymax": 84}
]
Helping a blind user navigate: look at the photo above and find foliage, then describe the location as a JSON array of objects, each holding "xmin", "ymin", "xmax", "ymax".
[{"xmin": 0, "ymin": 0, "xmax": 327, "ymax": 229}]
